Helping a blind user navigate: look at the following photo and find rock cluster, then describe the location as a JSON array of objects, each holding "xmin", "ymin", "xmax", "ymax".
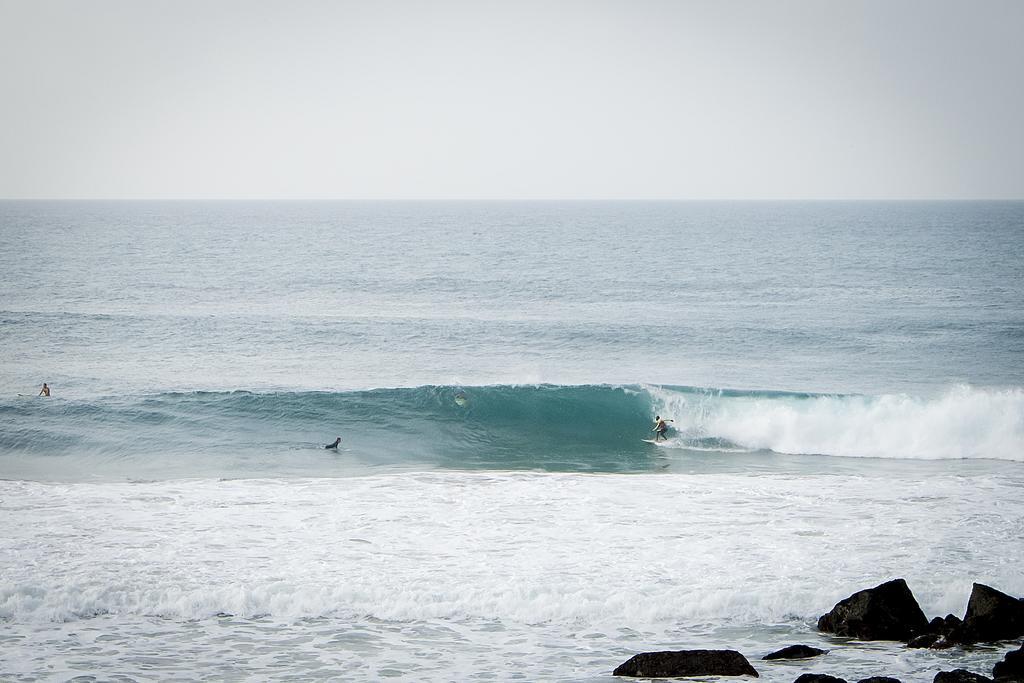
[
  {"xmin": 613, "ymin": 579, "xmax": 1024, "ymax": 681},
  {"xmin": 908, "ymin": 614, "xmax": 964, "ymax": 649},
  {"xmin": 817, "ymin": 580, "xmax": 1024, "ymax": 649}
]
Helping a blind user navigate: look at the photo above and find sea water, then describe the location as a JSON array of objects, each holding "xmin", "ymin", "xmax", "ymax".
[{"xmin": 1, "ymin": 201, "xmax": 1022, "ymax": 681}]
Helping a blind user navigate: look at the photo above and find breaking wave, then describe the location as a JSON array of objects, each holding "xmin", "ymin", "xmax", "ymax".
[{"xmin": 1, "ymin": 384, "xmax": 1022, "ymax": 478}]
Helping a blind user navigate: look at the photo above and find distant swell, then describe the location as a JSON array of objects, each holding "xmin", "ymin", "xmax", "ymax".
[{"xmin": 1, "ymin": 384, "xmax": 1022, "ymax": 477}]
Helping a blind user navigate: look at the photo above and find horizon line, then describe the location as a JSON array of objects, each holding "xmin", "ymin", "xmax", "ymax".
[{"xmin": 2, "ymin": 197, "xmax": 1023, "ymax": 203}]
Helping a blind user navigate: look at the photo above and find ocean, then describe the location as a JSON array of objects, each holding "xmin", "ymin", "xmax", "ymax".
[{"xmin": 1, "ymin": 200, "xmax": 1022, "ymax": 681}]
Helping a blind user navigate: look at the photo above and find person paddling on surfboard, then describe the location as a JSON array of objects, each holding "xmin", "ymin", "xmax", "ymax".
[
  {"xmin": 325, "ymin": 437, "xmax": 341, "ymax": 449},
  {"xmin": 652, "ymin": 415, "xmax": 673, "ymax": 441}
]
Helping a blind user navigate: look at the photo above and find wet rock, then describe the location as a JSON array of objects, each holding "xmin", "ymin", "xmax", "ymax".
[
  {"xmin": 933, "ymin": 669, "xmax": 992, "ymax": 683},
  {"xmin": 935, "ymin": 615, "xmax": 965, "ymax": 631},
  {"xmin": 933, "ymin": 615, "xmax": 965, "ymax": 646},
  {"xmin": 930, "ymin": 635, "xmax": 960, "ymax": 649},
  {"xmin": 962, "ymin": 583, "xmax": 1024, "ymax": 643},
  {"xmin": 794, "ymin": 675, "xmax": 846, "ymax": 683},
  {"xmin": 908, "ymin": 615, "xmax": 965, "ymax": 648},
  {"xmin": 856, "ymin": 678, "xmax": 902, "ymax": 683},
  {"xmin": 992, "ymin": 642, "xmax": 1024, "ymax": 681},
  {"xmin": 908, "ymin": 633, "xmax": 942, "ymax": 648},
  {"xmin": 817, "ymin": 578, "xmax": 929, "ymax": 641},
  {"xmin": 613, "ymin": 649, "xmax": 759, "ymax": 677},
  {"xmin": 764, "ymin": 645, "xmax": 827, "ymax": 660}
]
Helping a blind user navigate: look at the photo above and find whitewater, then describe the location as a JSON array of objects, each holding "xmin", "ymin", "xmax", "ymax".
[{"xmin": 2, "ymin": 200, "xmax": 1023, "ymax": 681}]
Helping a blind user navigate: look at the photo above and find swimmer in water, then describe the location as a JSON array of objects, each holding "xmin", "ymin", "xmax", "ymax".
[{"xmin": 38, "ymin": 383, "xmax": 50, "ymax": 397}]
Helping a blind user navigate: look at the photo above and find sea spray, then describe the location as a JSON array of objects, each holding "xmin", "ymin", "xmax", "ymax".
[{"xmin": 648, "ymin": 384, "xmax": 1024, "ymax": 460}]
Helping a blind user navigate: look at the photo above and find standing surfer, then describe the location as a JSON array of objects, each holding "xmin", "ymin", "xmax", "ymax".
[{"xmin": 652, "ymin": 415, "xmax": 673, "ymax": 441}]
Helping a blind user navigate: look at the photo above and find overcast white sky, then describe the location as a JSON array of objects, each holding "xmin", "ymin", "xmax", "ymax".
[{"xmin": 1, "ymin": 0, "xmax": 1022, "ymax": 199}]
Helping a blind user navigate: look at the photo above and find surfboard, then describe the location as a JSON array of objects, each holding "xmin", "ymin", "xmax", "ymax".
[{"xmin": 642, "ymin": 439, "xmax": 669, "ymax": 446}]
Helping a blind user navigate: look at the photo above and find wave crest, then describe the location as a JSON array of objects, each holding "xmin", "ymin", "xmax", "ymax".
[
  {"xmin": 2, "ymin": 384, "xmax": 1021, "ymax": 476},
  {"xmin": 649, "ymin": 384, "xmax": 1024, "ymax": 460}
]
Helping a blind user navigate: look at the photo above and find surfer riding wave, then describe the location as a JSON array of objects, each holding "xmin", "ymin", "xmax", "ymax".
[{"xmin": 652, "ymin": 415, "xmax": 673, "ymax": 441}]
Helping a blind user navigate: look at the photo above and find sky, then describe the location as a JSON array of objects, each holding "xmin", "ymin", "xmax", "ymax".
[{"xmin": 0, "ymin": 0, "xmax": 1022, "ymax": 200}]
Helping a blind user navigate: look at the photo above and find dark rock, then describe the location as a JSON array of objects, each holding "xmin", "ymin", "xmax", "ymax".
[
  {"xmin": 817, "ymin": 579, "xmax": 929, "ymax": 641},
  {"xmin": 857, "ymin": 678, "xmax": 902, "ymax": 683},
  {"xmin": 934, "ymin": 669, "xmax": 992, "ymax": 683},
  {"xmin": 932, "ymin": 635, "xmax": 960, "ymax": 649},
  {"xmin": 935, "ymin": 615, "xmax": 965, "ymax": 646},
  {"xmin": 764, "ymin": 644, "xmax": 827, "ymax": 660},
  {"xmin": 963, "ymin": 584, "xmax": 1024, "ymax": 643},
  {"xmin": 908, "ymin": 633, "xmax": 942, "ymax": 649},
  {"xmin": 935, "ymin": 615, "xmax": 965, "ymax": 631},
  {"xmin": 613, "ymin": 649, "xmax": 759, "ymax": 677},
  {"xmin": 794, "ymin": 675, "xmax": 846, "ymax": 683},
  {"xmin": 910, "ymin": 615, "xmax": 966, "ymax": 649},
  {"xmin": 992, "ymin": 643, "xmax": 1024, "ymax": 680},
  {"xmin": 909, "ymin": 615, "xmax": 965, "ymax": 648}
]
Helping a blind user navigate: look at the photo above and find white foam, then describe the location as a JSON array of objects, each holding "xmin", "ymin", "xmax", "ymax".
[
  {"xmin": 648, "ymin": 384, "xmax": 1024, "ymax": 460},
  {"xmin": 2, "ymin": 470, "xmax": 1021, "ymax": 625},
  {"xmin": 2, "ymin": 470, "xmax": 1021, "ymax": 681}
]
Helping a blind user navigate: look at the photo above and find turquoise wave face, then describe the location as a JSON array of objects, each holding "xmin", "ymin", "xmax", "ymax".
[
  {"xmin": 0, "ymin": 385, "xmax": 662, "ymax": 476},
  {"xmin": 2, "ymin": 383, "xmax": 1022, "ymax": 481}
]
